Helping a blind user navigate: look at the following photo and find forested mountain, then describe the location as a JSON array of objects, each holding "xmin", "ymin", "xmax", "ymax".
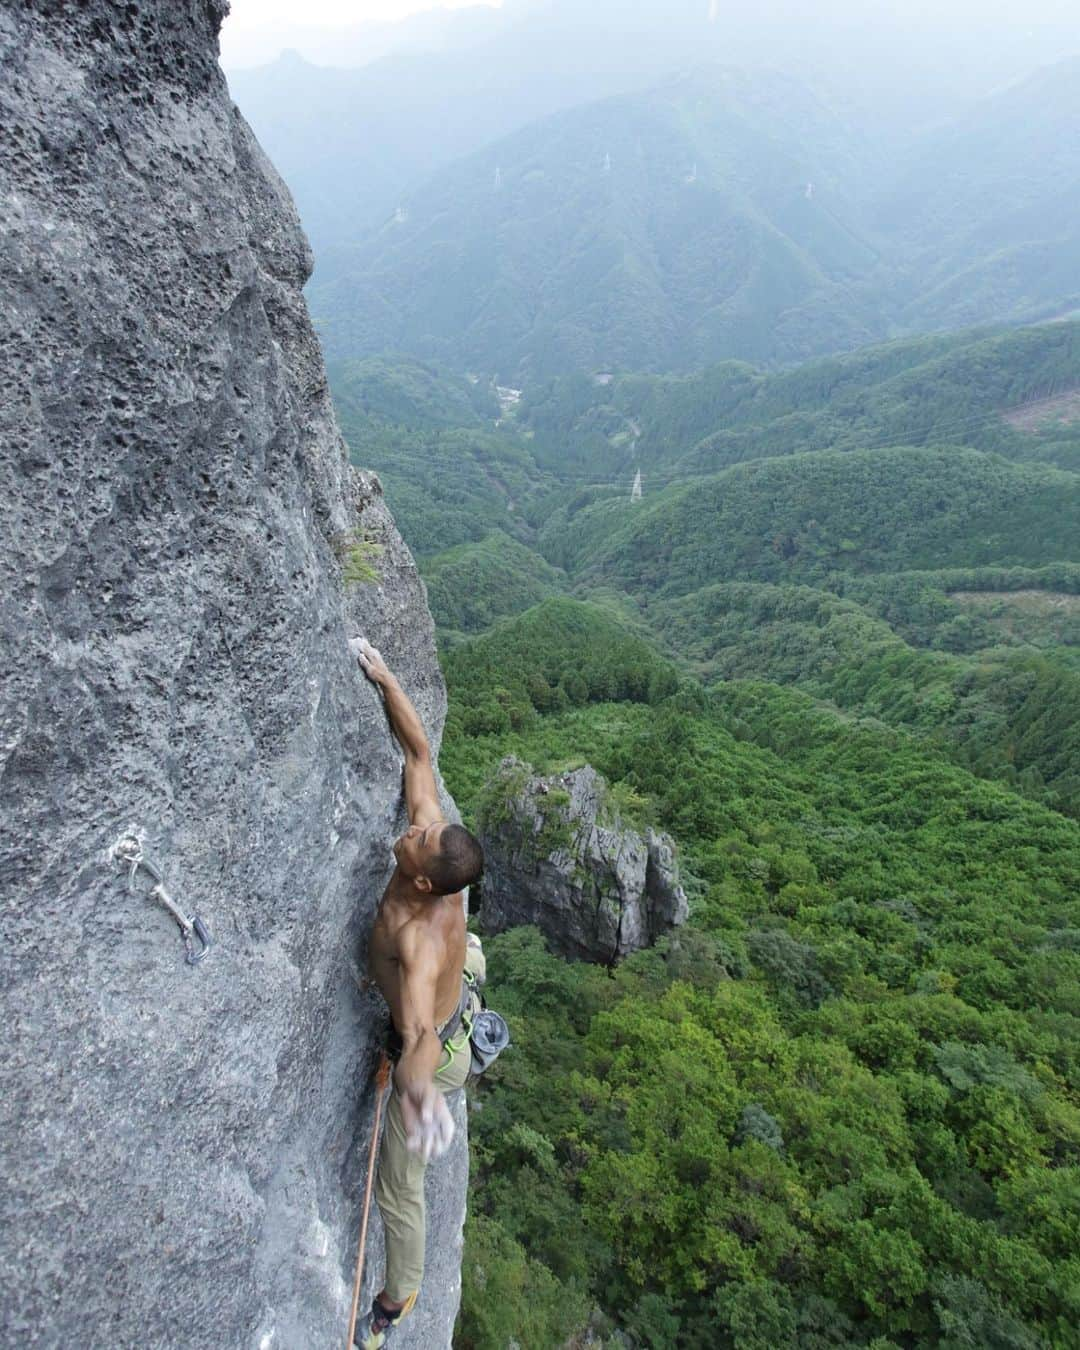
[
  {"xmin": 307, "ymin": 63, "xmax": 1080, "ymax": 379},
  {"xmin": 331, "ymin": 324, "xmax": 1080, "ymax": 624},
  {"xmin": 519, "ymin": 321, "xmax": 1080, "ymax": 479},
  {"xmin": 332, "ymin": 326, "xmax": 1080, "ymax": 833},
  {"xmin": 650, "ymin": 578, "xmax": 1080, "ymax": 817},
  {"xmin": 559, "ymin": 448, "xmax": 1079, "ymax": 590},
  {"xmin": 229, "ymin": 0, "xmax": 782, "ymax": 258},
  {"xmin": 422, "ymin": 532, "xmax": 567, "ymax": 639},
  {"xmin": 225, "ymin": 37, "xmax": 657, "ymax": 263},
  {"xmin": 309, "ymin": 71, "xmax": 883, "ymax": 377},
  {"xmin": 879, "ymin": 58, "xmax": 1080, "ymax": 333},
  {"xmin": 229, "ymin": 0, "xmax": 1080, "ymax": 261}
]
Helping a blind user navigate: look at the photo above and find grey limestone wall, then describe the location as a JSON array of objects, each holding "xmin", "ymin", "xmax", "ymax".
[{"xmin": 0, "ymin": 3, "xmax": 465, "ymax": 1346}]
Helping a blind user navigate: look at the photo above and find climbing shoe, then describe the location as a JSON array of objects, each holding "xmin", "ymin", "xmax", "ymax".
[{"xmin": 354, "ymin": 1296, "xmax": 411, "ymax": 1349}]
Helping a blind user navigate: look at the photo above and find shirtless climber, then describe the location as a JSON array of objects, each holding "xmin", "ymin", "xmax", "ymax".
[{"xmin": 348, "ymin": 637, "xmax": 485, "ymax": 1350}]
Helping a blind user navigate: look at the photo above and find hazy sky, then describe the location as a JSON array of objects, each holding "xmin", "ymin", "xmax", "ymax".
[
  {"xmin": 226, "ymin": 0, "xmax": 499, "ymax": 26},
  {"xmin": 221, "ymin": 0, "xmax": 1080, "ymax": 69},
  {"xmin": 221, "ymin": 0, "xmax": 502, "ymax": 67}
]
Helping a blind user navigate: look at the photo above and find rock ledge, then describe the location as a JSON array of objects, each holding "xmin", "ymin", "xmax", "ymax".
[{"xmin": 477, "ymin": 758, "xmax": 688, "ymax": 963}]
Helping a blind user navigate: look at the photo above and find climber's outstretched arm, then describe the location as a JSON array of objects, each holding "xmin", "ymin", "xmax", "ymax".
[{"xmin": 351, "ymin": 637, "xmax": 442, "ymax": 827}]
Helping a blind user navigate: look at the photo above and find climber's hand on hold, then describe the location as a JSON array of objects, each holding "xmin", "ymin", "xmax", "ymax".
[
  {"xmin": 350, "ymin": 635, "xmax": 392, "ymax": 688},
  {"xmin": 399, "ymin": 1077, "xmax": 455, "ymax": 1163}
]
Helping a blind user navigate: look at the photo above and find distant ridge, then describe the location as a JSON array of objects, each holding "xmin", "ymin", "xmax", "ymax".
[{"xmin": 310, "ymin": 70, "xmax": 884, "ymax": 379}]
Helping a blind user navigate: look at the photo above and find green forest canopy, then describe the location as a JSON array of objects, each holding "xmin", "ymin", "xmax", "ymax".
[{"xmin": 442, "ymin": 630, "xmax": 1080, "ymax": 1349}]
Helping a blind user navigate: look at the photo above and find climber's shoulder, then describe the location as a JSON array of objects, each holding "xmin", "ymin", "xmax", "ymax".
[
  {"xmin": 396, "ymin": 911, "xmax": 442, "ymax": 964},
  {"xmin": 398, "ymin": 896, "xmax": 464, "ymax": 961}
]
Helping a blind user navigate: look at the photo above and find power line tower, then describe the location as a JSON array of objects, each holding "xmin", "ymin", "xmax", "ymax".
[
  {"xmin": 631, "ymin": 469, "xmax": 643, "ymax": 502},
  {"xmin": 494, "ymin": 165, "xmax": 502, "ymax": 191}
]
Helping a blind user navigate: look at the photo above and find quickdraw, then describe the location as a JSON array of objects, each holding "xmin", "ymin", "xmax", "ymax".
[{"xmin": 112, "ymin": 836, "xmax": 212, "ymax": 966}]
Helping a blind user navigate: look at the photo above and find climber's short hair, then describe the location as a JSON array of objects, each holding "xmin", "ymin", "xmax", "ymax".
[{"xmin": 427, "ymin": 823, "xmax": 484, "ymax": 897}]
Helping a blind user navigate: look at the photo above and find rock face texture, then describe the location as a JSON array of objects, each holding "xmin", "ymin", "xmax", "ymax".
[
  {"xmin": 478, "ymin": 759, "xmax": 688, "ymax": 962},
  {"xmin": 0, "ymin": 5, "xmax": 465, "ymax": 1347}
]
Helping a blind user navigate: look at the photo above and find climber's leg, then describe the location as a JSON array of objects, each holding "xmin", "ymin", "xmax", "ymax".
[
  {"xmin": 375, "ymin": 1086, "xmax": 427, "ymax": 1304},
  {"xmin": 374, "ymin": 1034, "xmax": 472, "ymax": 1308}
]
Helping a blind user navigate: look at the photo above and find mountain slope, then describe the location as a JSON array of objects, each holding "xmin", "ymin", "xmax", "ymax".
[
  {"xmin": 423, "ymin": 531, "xmax": 567, "ymax": 637},
  {"xmin": 878, "ymin": 58, "xmax": 1080, "ymax": 331},
  {"xmin": 549, "ymin": 448, "xmax": 1080, "ymax": 588},
  {"xmin": 310, "ymin": 71, "xmax": 883, "ymax": 378},
  {"xmin": 226, "ymin": 2, "xmax": 784, "ymax": 257},
  {"xmin": 518, "ymin": 321, "xmax": 1080, "ymax": 480},
  {"xmin": 307, "ymin": 60, "xmax": 1080, "ymax": 379},
  {"xmin": 329, "ymin": 356, "xmax": 550, "ymax": 557},
  {"xmin": 648, "ymin": 578, "xmax": 1080, "ymax": 817},
  {"xmin": 228, "ymin": 0, "xmax": 1080, "ymax": 259}
]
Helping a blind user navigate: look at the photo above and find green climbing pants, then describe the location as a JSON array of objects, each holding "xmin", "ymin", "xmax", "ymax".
[{"xmin": 376, "ymin": 935, "xmax": 486, "ymax": 1303}]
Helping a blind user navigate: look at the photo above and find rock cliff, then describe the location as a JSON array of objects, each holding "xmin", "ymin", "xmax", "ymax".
[
  {"xmin": 477, "ymin": 759, "xmax": 688, "ymax": 962},
  {"xmin": 0, "ymin": 4, "xmax": 464, "ymax": 1346}
]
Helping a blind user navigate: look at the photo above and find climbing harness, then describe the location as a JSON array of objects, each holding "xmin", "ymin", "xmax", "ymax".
[
  {"xmin": 394, "ymin": 966, "xmax": 510, "ymax": 1081},
  {"xmin": 346, "ymin": 1053, "xmax": 393, "ymax": 1350},
  {"xmin": 112, "ymin": 836, "xmax": 212, "ymax": 966},
  {"xmin": 386, "ymin": 973, "xmax": 473, "ymax": 1064},
  {"xmin": 382, "ymin": 967, "xmax": 507, "ymax": 1081},
  {"xmin": 458, "ymin": 965, "xmax": 510, "ymax": 1079},
  {"xmin": 435, "ymin": 994, "xmax": 474, "ymax": 1083}
]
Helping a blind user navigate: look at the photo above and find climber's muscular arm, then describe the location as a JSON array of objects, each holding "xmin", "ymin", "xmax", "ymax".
[
  {"xmin": 395, "ymin": 922, "xmax": 444, "ymax": 1085},
  {"xmin": 351, "ymin": 638, "xmax": 442, "ymax": 827},
  {"xmin": 395, "ymin": 921, "xmax": 454, "ymax": 1159}
]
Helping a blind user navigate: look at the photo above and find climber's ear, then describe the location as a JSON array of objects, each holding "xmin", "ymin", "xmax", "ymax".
[{"xmin": 414, "ymin": 873, "xmax": 433, "ymax": 894}]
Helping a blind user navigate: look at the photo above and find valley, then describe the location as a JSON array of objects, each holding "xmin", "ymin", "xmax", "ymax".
[{"xmin": 330, "ymin": 325, "xmax": 1080, "ymax": 1346}]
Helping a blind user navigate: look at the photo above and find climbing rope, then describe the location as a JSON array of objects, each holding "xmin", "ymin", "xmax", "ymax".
[{"xmin": 346, "ymin": 1053, "xmax": 393, "ymax": 1350}]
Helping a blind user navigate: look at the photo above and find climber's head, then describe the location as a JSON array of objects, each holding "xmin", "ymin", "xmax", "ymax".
[{"xmin": 394, "ymin": 820, "xmax": 484, "ymax": 896}]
